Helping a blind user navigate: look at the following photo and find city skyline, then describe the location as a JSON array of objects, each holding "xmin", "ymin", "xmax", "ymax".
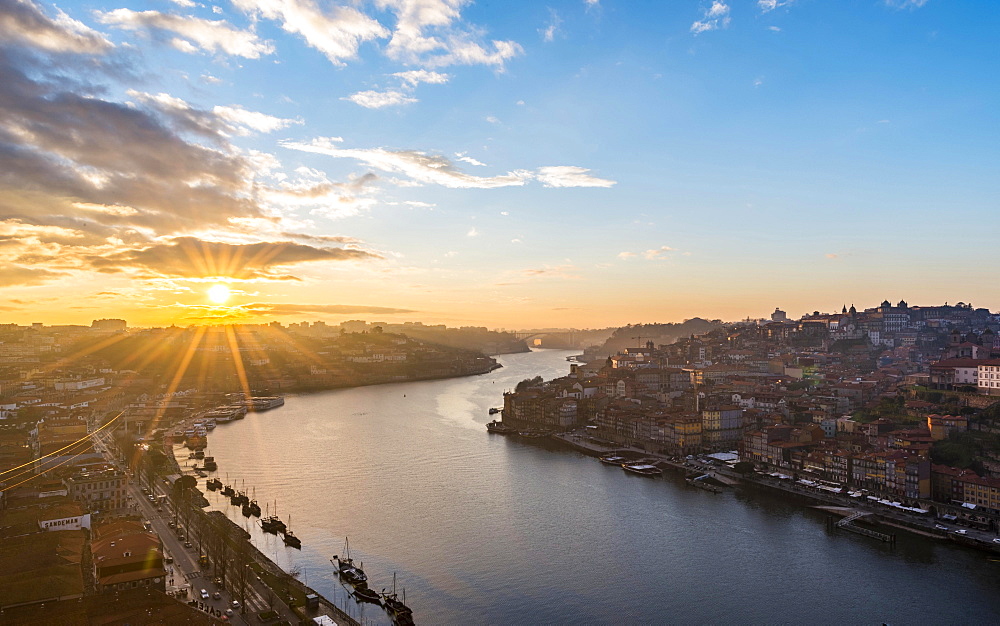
[{"xmin": 2, "ymin": 0, "xmax": 998, "ymax": 328}]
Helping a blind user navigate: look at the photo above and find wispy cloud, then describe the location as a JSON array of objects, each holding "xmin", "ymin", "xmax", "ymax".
[
  {"xmin": 758, "ymin": 0, "xmax": 796, "ymax": 13},
  {"xmin": 282, "ymin": 138, "xmax": 531, "ymax": 189},
  {"xmin": 643, "ymin": 246, "xmax": 674, "ymax": 260},
  {"xmin": 393, "ymin": 69, "xmax": 450, "ymax": 86},
  {"xmin": 97, "ymin": 9, "xmax": 274, "ymax": 58},
  {"xmin": 535, "ymin": 166, "xmax": 616, "ymax": 188},
  {"xmin": 885, "ymin": 0, "xmax": 929, "ymax": 8},
  {"xmin": 540, "ymin": 9, "xmax": 561, "ymax": 43},
  {"xmin": 342, "ymin": 89, "xmax": 418, "ymax": 109},
  {"xmin": 2, "ymin": 0, "xmax": 113, "ymax": 54},
  {"xmin": 691, "ymin": 1, "xmax": 730, "ymax": 34}
]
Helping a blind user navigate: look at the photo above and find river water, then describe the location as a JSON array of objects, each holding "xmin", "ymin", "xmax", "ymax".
[{"xmin": 201, "ymin": 349, "xmax": 1000, "ymax": 624}]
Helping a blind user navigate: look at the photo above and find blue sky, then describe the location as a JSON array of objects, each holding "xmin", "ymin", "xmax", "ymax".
[{"xmin": 0, "ymin": 0, "xmax": 997, "ymax": 327}]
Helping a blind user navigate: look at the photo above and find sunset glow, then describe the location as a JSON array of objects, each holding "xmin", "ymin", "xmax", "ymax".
[{"xmin": 207, "ymin": 284, "xmax": 231, "ymax": 305}]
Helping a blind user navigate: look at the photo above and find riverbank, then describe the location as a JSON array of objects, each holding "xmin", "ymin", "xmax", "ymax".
[
  {"xmin": 548, "ymin": 430, "xmax": 1000, "ymax": 555},
  {"xmin": 162, "ymin": 442, "xmax": 359, "ymax": 625}
]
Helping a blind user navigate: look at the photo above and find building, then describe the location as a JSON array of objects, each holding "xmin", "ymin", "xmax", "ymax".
[{"xmin": 91, "ymin": 520, "xmax": 166, "ymax": 593}]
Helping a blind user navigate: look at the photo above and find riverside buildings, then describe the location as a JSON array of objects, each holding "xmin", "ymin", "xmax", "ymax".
[{"xmin": 503, "ymin": 300, "xmax": 1000, "ymax": 530}]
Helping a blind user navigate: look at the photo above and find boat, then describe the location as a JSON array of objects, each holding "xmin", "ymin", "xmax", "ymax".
[
  {"xmin": 221, "ymin": 484, "xmax": 235, "ymax": 497},
  {"xmin": 622, "ymin": 463, "xmax": 663, "ymax": 476},
  {"xmin": 486, "ymin": 420, "xmax": 514, "ymax": 434},
  {"xmin": 260, "ymin": 501, "xmax": 286, "ymax": 534},
  {"xmin": 206, "ymin": 478, "xmax": 222, "ymax": 491},
  {"xmin": 203, "ymin": 456, "xmax": 217, "ymax": 471},
  {"xmin": 352, "ymin": 585, "xmax": 381, "ymax": 605},
  {"xmin": 281, "ymin": 515, "xmax": 301, "ymax": 549},
  {"xmin": 332, "ymin": 538, "xmax": 367, "ymax": 585},
  {"xmin": 248, "ymin": 396, "xmax": 285, "ymax": 411},
  {"xmin": 599, "ymin": 454, "xmax": 627, "ymax": 465},
  {"xmin": 381, "ymin": 573, "xmax": 414, "ymax": 623},
  {"xmin": 248, "ymin": 499, "xmax": 261, "ymax": 517}
]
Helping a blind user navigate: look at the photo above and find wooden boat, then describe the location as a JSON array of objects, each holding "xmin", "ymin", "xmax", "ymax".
[
  {"xmin": 352, "ymin": 585, "xmax": 381, "ymax": 605},
  {"xmin": 332, "ymin": 538, "xmax": 367, "ymax": 585},
  {"xmin": 381, "ymin": 573, "xmax": 414, "ymax": 623}
]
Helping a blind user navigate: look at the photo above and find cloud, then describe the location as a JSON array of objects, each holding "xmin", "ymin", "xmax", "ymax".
[
  {"xmin": 768, "ymin": 26, "xmax": 781, "ymax": 32},
  {"xmin": 374, "ymin": 0, "xmax": 522, "ymax": 69},
  {"xmin": 884, "ymin": 0, "xmax": 929, "ymax": 8},
  {"xmin": 455, "ymin": 152, "xmax": 486, "ymax": 166},
  {"xmin": 213, "ymin": 105, "xmax": 301, "ymax": 133},
  {"xmin": 1, "ymin": 0, "xmax": 113, "ymax": 54},
  {"xmin": 231, "ymin": 0, "xmax": 388, "ymax": 66},
  {"xmin": 280, "ymin": 232, "xmax": 361, "ymax": 244},
  {"xmin": 282, "ymin": 138, "xmax": 531, "ymax": 189},
  {"xmin": 87, "ymin": 237, "xmax": 380, "ymax": 280},
  {"xmin": 825, "ymin": 253, "xmax": 839, "ymax": 259},
  {"xmin": 249, "ymin": 302, "xmax": 416, "ymax": 315},
  {"xmin": 0, "ymin": 264, "xmax": 65, "ymax": 286},
  {"xmin": 96, "ymin": 9, "xmax": 274, "ymax": 58},
  {"xmin": 758, "ymin": 0, "xmax": 795, "ymax": 12},
  {"xmin": 535, "ymin": 166, "xmax": 616, "ymax": 188},
  {"xmin": 126, "ymin": 90, "xmax": 299, "ymax": 140},
  {"xmin": 467, "ymin": 227, "xmax": 478, "ymax": 237},
  {"xmin": 0, "ymin": 55, "xmax": 275, "ymax": 237},
  {"xmin": 485, "ymin": 115, "xmax": 501, "ymax": 124},
  {"xmin": 284, "ymin": 138, "xmax": 615, "ymax": 191},
  {"xmin": 643, "ymin": 246, "xmax": 674, "ymax": 260},
  {"xmin": 617, "ymin": 251, "xmax": 636, "ymax": 260},
  {"xmin": 540, "ymin": 9, "xmax": 561, "ymax": 43},
  {"xmin": 691, "ymin": 1, "xmax": 730, "ymax": 34},
  {"xmin": 519, "ymin": 264, "xmax": 579, "ymax": 280},
  {"xmin": 392, "ymin": 69, "xmax": 450, "ymax": 86},
  {"xmin": 343, "ymin": 89, "xmax": 418, "ymax": 109}
]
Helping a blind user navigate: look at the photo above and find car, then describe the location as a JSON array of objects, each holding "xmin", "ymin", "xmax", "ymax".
[
  {"xmin": 184, "ymin": 541, "xmax": 192, "ymax": 548},
  {"xmin": 213, "ymin": 591, "xmax": 222, "ymax": 600},
  {"xmin": 993, "ymin": 538, "xmax": 1000, "ymax": 544},
  {"xmin": 231, "ymin": 600, "xmax": 240, "ymax": 610},
  {"xmin": 952, "ymin": 529, "xmax": 969, "ymax": 535},
  {"xmin": 168, "ymin": 521, "xmax": 176, "ymax": 528},
  {"xmin": 935, "ymin": 524, "xmax": 949, "ymax": 531},
  {"xmin": 225, "ymin": 609, "xmax": 234, "ymax": 617},
  {"xmin": 200, "ymin": 589, "xmax": 209, "ymax": 599}
]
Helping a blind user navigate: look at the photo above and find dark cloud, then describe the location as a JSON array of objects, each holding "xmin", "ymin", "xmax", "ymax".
[{"xmin": 87, "ymin": 237, "xmax": 381, "ymax": 279}]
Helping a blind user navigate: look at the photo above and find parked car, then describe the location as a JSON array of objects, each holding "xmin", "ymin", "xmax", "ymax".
[
  {"xmin": 200, "ymin": 589, "xmax": 209, "ymax": 599},
  {"xmin": 952, "ymin": 529, "xmax": 968, "ymax": 535},
  {"xmin": 213, "ymin": 591, "xmax": 222, "ymax": 600},
  {"xmin": 231, "ymin": 600, "xmax": 241, "ymax": 610},
  {"xmin": 993, "ymin": 538, "xmax": 1000, "ymax": 544}
]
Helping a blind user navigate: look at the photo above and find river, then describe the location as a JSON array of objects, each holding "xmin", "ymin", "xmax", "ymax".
[{"xmin": 201, "ymin": 348, "xmax": 1000, "ymax": 624}]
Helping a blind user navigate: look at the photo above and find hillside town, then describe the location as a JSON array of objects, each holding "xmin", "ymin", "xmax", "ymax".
[
  {"xmin": 0, "ymin": 319, "xmax": 507, "ymax": 620},
  {"xmin": 501, "ymin": 300, "xmax": 1000, "ymax": 534}
]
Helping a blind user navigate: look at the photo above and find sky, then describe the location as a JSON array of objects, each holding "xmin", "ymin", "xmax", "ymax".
[{"xmin": 1, "ymin": 0, "xmax": 997, "ymax": 329}]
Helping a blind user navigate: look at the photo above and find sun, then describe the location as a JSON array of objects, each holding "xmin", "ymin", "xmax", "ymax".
[{"xmin": 207, "ymin": 283, "xmax": 231, "ymax": 304}]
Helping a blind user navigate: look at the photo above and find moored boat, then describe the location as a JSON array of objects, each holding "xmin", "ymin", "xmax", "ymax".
[
  {"xmin": 486, "ymin": 420, "xmax": 514, "ymax": 434},
  {"xmin": 332, "ymin": 538, "xmax": 367, "ymax": 585},
  {"xmin": 599, "ymin": 454, "xmax": 626, "ymax": 465},
  {"xmin": 622, "ymin": 463, "xmax": 663, "ymax": 476},
  {"xmin": 352, "ymin": 585, "xmax": 381, "ymax": 605},
  {"xmin": 381, "ymin": 573, "xmax": 414, "ymax": 624}
]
